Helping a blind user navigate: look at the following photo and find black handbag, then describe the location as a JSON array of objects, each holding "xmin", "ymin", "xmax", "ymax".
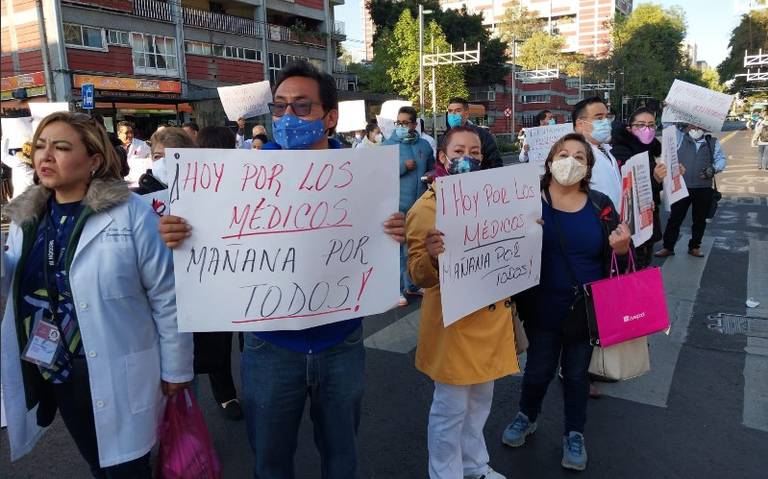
[{"xmin": 707, "ymin": 176, "xmax": 721, "ymax": 220}]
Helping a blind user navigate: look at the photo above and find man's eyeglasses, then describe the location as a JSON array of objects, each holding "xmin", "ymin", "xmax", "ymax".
[
  {"xmin": 395, "ymin": 121, "xmax": 413, "ymax": 127},
  {"xmin": 268, "ymin": 101, "xmax": 318, "ymax": 117}
]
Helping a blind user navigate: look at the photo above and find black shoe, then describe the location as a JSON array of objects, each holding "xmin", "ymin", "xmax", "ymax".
[{"xmin": 220, "ymin": 399, "xmax": 244, "ymax": 421}]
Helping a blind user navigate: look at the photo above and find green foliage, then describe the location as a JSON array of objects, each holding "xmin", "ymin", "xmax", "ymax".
[
  {"xmin": 717, "ymin": 10, "xmax": 768, "ymax": 93},
  {"xmin": 497, "ymin": 0, "xmax": 545, "ymax": 45},
  {"xmin": 609, "ymin": 4, "xmax": 691, "ymax": 105},
  {"xmin": 517, "ymin": 31, "xmax": 584, "ymax": 77},
  {"xmin": 382, "ymin": 11, "xmax": 468, "ymax": 112}
]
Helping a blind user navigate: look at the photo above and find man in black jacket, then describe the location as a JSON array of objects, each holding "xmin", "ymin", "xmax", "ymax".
[{"xmin": 444, "ymin": 97, "xmax": 502, "ymax": 169}]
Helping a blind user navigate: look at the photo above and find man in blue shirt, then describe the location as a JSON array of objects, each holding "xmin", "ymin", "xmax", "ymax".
[
  {"xmin": 159, "ymin": 60, "xmax": 406, "ymax": 478},
  {"xmin": 656, "ymin": 123, "xmax": 726, "ymax": 258}
]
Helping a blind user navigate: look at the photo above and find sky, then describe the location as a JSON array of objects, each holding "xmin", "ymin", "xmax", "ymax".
[{"xmin": 335, "ymin": 0, "xmax": 743, "ymax": 67}]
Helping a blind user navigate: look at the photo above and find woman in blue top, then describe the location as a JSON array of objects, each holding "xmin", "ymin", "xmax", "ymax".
[{"xmin": 501, "ymin": 133, "xmax": 631, "ymax": 472}]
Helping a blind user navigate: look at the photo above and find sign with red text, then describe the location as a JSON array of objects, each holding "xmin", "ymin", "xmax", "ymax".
[
  {"xmin": 619, "ymin": 152, "xmax": 654, "ymax": 246},
  {"xmin": 660, "ymin": 126, "xmax": 689, "ymax": 211},
  {"xmin": 166, "ymin": 146, "xmax": 400, "ymax": 332},
  {"xmin": 435, "ymin": 164, "xmax": 542, "ymax": 327},
  {"xmin": 662, "ymin": 80, "xmax": 734, "ymax": 132}
]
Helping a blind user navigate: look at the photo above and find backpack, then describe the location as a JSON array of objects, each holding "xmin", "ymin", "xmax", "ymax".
[{"xmin": 759, "ymin": 122, "xmax": 768, "ymax": 143}]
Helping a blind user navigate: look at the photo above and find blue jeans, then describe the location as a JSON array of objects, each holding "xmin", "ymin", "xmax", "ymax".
[
  {"xmin": 759, "ymin": 145, "xmax": 768, "ymax": 169},
  {"xmin": 518, "ymin": 328, "xmax": 593, "ymax": 434},
  {"xmin": 240, "ymin": 327, "xmax": 366, "ymax": 479},
  {"xmin": 400, "ymin": 241, "xmax": 414, "ymax": 293}
]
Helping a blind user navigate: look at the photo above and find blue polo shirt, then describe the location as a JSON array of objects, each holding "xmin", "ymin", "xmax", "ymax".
[{"xmin": 254, "ymin": 138, "xmax": 362, "ymax": 353}]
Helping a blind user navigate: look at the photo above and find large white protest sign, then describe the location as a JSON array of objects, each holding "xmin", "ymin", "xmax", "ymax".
[
  {"xmin": 523, "ymin": 123, "xmax": 574, "ymax": 171},
  {"xmin": 659, "ymin": 126, "xmax": 689, "ymax": 211},
  {"xmin": 218, "ymin": 81, "xmax": 272, "ymax": 121},
  {"xmin": 435, "ymin": 164, "xmax": 542, "ymax": 327},
  {"xmin": 1, "ymin": 117, "xmax": 33, "ymax": 148},
  {"xmin": 619, "ymin": 152, "xmax": 654, "ymax": 246},
  {"xmin": 378, "ymin": 100, "xmax": 412, "ymax": 139},
  {"xmin": 663, "ymin": 80, "xmax": 734, "ymax": 132},
  {"xmin": 336, "ymin": 100, "xmax": 367, "ymax": 133},
  {"xmin": 167, "ymin": 146, "xmax": 400, "ymax": 332},
  {"xmin": 29, "ymin": 102, "xmax": 69, "ymax": 132}
]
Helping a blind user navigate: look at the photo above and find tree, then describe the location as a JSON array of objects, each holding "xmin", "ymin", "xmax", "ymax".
[
  {"xmin": 497, "ymin": 0, "xmax": 545, "ymax": 46},
  {"xmin": 609, "ymin": 4, "xmax": 692, "ymax": 106},
  {"xmin": 367, "ymin": 0, "xmax": 509, "ymax": 87},
  {"xmin": 517, "ymin": 31, "xmax": 584, "ymax": 77},
  {"xmin": 700, "ymin": 68, "xmax": 724, "ymax": 92},
  {"xmin": 717, "ymin": 10, "xmax": 768, "ymax": 93},
  {"xmin": 384, "ymin": 10, "xmax": 468, "ymax": 112}
]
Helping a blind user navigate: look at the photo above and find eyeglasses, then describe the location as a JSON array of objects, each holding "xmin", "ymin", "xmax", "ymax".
[
  {"xmin": 268, "ymin": 101, "xmax": 318, "ymax": 117},
  {"xmin": 394, "ymin": 121, "xmax": 413, "ymax": 127},
  {"xmin": 630, "ymin": 123, "xmax": 656, "ymax": 129}
]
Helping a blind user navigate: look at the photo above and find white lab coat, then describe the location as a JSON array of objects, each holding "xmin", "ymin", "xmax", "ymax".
[
  {"xmin": 124, "ymin": 138, "xmax": 152, "ymax": 186},
  {"xmin": 1, "ymin": 179, "xmax": 193, "ymax": 467},
  {"xmin": 589, "ymin": 142, "xmax": 622, "ymax": 209}
]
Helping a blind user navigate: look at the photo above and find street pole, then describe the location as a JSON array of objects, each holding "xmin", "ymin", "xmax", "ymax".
[
  {"xmin": 430, "ymin": 35, "xmax": 437, "ymax": 138},
  {"xmin": 419, "ymin": 4, "xmax": 425, "ymax": 120},
  {"xmin": 511, "ymin": 36, "xmax": 517, "ymax": 138}
]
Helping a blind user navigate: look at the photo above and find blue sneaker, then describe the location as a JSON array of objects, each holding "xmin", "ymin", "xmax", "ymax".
[
  {"xmin": 501, "ymin": 412, "xmax": 537, "ymax": 447},
  {"xmin": 561, "ymin": 431, "xmax": 588, "ymax": 471}
]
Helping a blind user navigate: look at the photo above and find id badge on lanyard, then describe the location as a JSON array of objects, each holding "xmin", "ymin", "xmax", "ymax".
[{"xmin": 21, "ymin": 214, "xmax": 65, "ymax": 368}]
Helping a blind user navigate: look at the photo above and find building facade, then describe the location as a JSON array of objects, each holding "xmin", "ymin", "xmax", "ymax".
[
  {"xmin": 1, "ymin": 0, "xmax": 348, "ymax": 135},
  {"xmin": 439, "ymin": 0, "xmax": 633, "ymax": 57}
]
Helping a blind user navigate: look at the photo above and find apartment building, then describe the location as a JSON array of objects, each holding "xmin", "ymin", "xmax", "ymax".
[
  {"xmin": 1, "ymin": 0, "xmax": 349, "ymax": 133},
  {"xmin": 439, "ymin": 0, "xmax": 633, "ymax": 57}
]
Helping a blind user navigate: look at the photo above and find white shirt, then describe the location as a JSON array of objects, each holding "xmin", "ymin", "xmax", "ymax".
[
  {"xmin": 123, "ymin": 138, "xmax": 152, "ymax": 186},
  {"xmin": 589, "ymin": 142, "xmax": 622, "ymax": 209}
]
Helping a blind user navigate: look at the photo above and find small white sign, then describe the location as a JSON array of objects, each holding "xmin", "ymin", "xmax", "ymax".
[
  {"xmin": 29, "ymin": 102, "xmax": 70, "ymax": 132},
  {"xmin": 523, "ymin": 123, "xmax": 574, "ymax": 171},
  {"xmin": 659, "ymin": 126, "xmax": 689, "ymax": 211},
  {"xmin": 217, "ymin": 81, "xmax": 273, "ymax": 121},
  {"xmin": 619, "ymin": 152, "xmax": 654, "ymax": 246},
  {"xmin": 336, "ymin": 100, "xmax": 367, "ymax": 133}
]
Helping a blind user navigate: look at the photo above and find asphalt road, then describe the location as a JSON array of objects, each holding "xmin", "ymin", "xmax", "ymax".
[{"xmin": 2, "ymin": 129, "xmax": 767, "ymax": 478}]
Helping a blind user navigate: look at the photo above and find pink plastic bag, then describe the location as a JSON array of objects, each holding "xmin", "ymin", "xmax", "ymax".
[
  {"xmin": 585, "ymin": 252, "xmax": 670, "ymax": 347},
  {"xmin": 156, "ymin": 388, "xmax": 222, "ymax": 479}
]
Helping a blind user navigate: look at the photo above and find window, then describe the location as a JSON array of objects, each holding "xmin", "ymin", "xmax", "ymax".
[
  {"xmin": 566, "ymin": 78, "xmax": 581, "ymax": 89},
  {"xmin": 185, "ymin": 40, "xmax": 212, "ymax": 56},
  {"xmin": 225, "ymin": 46, "xmax": 261, "ymax": 62},
  {"xmin": 269, "ymin": 53, "xmax": 308, "ymax": 84},
  {"xmin": 107, "ymin": 30, "xmax": 130, "ymax": 46},
  {"xmin": 64, "ymin": 24, "xmax": 105, "ymax": 50},
  {"xmin": 132, "ymin": 33, "xmax": 178, "ymax": 77},
  {"xmin": 521, "ymin": 94, "xmax": 550, "ymax": 104}
]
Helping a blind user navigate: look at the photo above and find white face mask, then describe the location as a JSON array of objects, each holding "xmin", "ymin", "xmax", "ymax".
[
  {"xmin": 375, "ymin": 133, "xmax": 384, "ymax": 143},
  {"xmin": 688, "ymin": 129, "xmax": 704, "ymax": 140},
  {"xmin": 550, "ymin": 156, "xmax": 588, "ymax": 186},
  {"xmin": 355, "ymin": 133, "xmax": 363, "ymax": 140},
  {"xmin": 152, "ymin": 157, "xmax": 168, "ymax": 185}
]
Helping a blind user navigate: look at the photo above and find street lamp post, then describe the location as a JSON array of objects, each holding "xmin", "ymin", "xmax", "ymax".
[{"xmin": 418, "ymin": 5, "xmax": 433, "ymax": 120}]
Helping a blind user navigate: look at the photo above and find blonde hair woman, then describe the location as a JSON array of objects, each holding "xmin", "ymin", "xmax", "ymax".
[{"xmin": 1, "ymin": 112, "xmax": 193, "ymax": 476}]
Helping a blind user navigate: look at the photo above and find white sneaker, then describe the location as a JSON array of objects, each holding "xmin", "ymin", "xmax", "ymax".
[
  {"xmin": 398, "ymin": 295, "xmax": 408, "ymax": 307},
  {"xmin": 465, "ymin": 467, "xmax": 506, "ymax": 479}
]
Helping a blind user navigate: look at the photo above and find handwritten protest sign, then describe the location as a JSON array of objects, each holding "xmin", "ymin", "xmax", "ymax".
[
  {"xmin": 337, "ymin": 100, "xmax": 367, "ymax": 133},
  {"xmin": 619, "ymin": 152, "xmax": 654, "ymax": 246},
  {"xmin": 660, "ymin": 126, "xmax": 689, "ymax": 211},
  {"xmin": 523, "ymin": 123, "xmax": 574, "ymax": 171},
  {"xmin": 166, "ymin": 146, "xmax": 400, "ymax": 332},
  {"xmin": 217, "ymin": 81, "xmax": 272, "ymax": 121},
  {"xmin": 663, "ymin": 80, "xmax": 734, "ymax": 132},
  {"xmin": 1, "ymin": 117, "xmax": 33, "ymax": 148},
  {"xmin": 29, "ymin": 102, "xmax": 69, "ymax": 132},
  {"xmin": 435, "ymin": 164, "xmax": 542, "ymax": 327}
]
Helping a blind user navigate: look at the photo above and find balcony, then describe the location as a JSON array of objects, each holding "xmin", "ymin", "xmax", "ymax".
[
  {"xmin": 267, "ymin": 24, "xmax": 326, "ymax": 48},
  {"xmin": 469, "ymin": 88, "xmax": 496, "ymax": 102},
  {"xmin": 132, "ymin": 0, "xmax": 262, "ymax": 39},
  {"xmin": 332, "ymin": 20, "xmax": 346, "ymax": 39}
]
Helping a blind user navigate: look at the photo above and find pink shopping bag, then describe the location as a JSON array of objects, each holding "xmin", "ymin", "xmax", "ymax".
[
  {"xmin": 156, "ymin": 388, "xmax": 222, "ymax": 479},
  {"xmin": 585, "ymin": 252, "xmax": 670, "ymax": 347}
]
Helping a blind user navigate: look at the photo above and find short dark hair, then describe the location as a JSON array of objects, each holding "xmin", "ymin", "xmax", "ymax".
[
  {"xmin": 535, "ymin": 110, "xmax": 552, "ymax": 124},
  {"xmin": 628, "ymin": 107, "xmax": 656, "ymax": 125},
  {"xmin": 448, "ymin": 97, "xmax": 469, "ymax": 109},
  {"xmin": 197, "ymin": 126, "xmax": 236, "ymax": 149},
  {"xmin": 398, "ymin": 106, "xmax": 417, "ymax": 124},
  {"xmin": 253, "ymin": 134, "xmax": 269, "ymax": 144},
  {"xmin": 541, "ymin": 133, "xmax": 596, "ymax": 192},
  {"xmin": 182, "ymin": 121, "xmax": 199, "ymax": 132},
  {"xmin": 116, "ymin": 121, "xmax": 133, "ymax": 131},
  {"xmin": 365, "ymin": 122, "xmax": 379, "ymax": 134},
  {"xmin": 274, "ymin": 59, "xmax": 338, "ymax": 114},
  {"xmin": 572, "ymin": 97, "xmax": 607, "ymax": 126}
]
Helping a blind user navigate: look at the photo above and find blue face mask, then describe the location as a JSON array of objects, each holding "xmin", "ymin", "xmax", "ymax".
[
  {"xmin": 589, "ymin": 118, "xmax": 612, "ymax": 144},
  {"xmin": 547, "ymin": 118, "xmax": 556, "ymax": 125},
  {"xmin": 272, "ymin": 114, "xmax": 326, "ymax": 150},
  {"xmin": 447, "ymin": 155, "xmax": 482, "ymax": 175},
  {"xmin": 447, "ymin": 113, "xmax": 463, "ymax": 128},
  {"xmin": 395, "ymin": 126, "xmax": 411, "ymax": 139}
]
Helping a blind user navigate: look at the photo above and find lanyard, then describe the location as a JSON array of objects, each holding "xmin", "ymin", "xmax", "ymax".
[{"xmin": 43, "ymin": 212, "xmax": 64, "ymax": 323}]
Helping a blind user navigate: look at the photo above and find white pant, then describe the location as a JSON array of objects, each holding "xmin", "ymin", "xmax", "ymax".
[{"xmin": 428, "ymin": 381, "xmax": 494, "ymax": 479}]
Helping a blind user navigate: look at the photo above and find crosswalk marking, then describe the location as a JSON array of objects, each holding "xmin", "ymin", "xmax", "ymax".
[
  {"xmin": 364, "ymin": 308, "xmax": 421, "ymax": 353},
  {"xmin": 747, "ymin": 240, "xmax": 768, "ymax": 319}
]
